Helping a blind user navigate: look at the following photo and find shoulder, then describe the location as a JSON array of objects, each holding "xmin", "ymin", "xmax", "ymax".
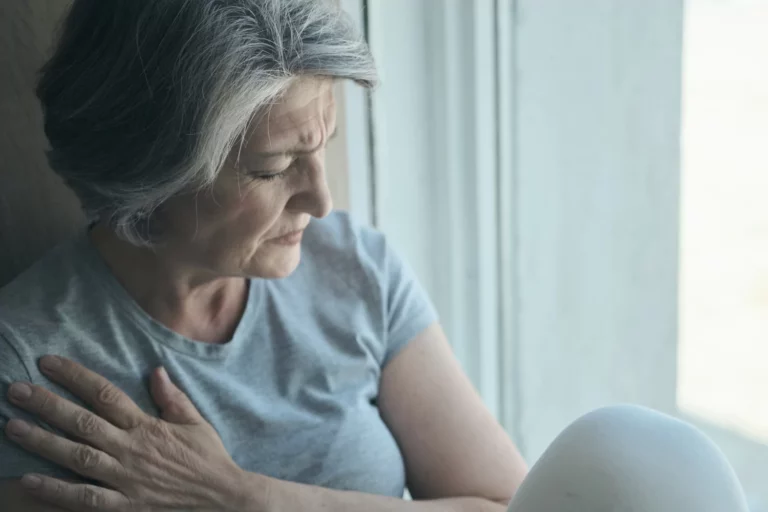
[
  {"xmin": 300, "ymin": 212, "xmax": 438, "ymax": 365},
  {"xmin": 0, "ymin": 235, "xmax": 91, "ymax": 353},
  {"xmin": 300, "ymin": 210, "xmax": 389, "ymax": 283},
  {"xmin": 281, "ymin": 211, "xmax": 392, "ymax": 328},
  {"xmin": 303, "ymin": 210, "xmax": 387, "ymax": 263},
  {"xmin": 0, "ymin": 238, "xmax": 81, "ymax": 312}
]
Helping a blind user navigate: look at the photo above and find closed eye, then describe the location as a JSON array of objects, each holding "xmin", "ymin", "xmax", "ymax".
[
  {"xmin": 255, "ymin": 170, "xmax": 289, "ymax": 182},
  {"xmin": 247, "ymin": 161, "xmax": 294, "ymax": 181}
]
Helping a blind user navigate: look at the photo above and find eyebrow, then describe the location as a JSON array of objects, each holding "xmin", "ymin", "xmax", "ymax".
[{"xmin": 253, "ymin": 127, "xmax": 339, "ymax": 158}]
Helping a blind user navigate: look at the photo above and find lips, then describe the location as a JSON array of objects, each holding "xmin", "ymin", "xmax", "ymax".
[{"xmin": 269, "ymin": 229, "xmax": 305, "ymax": 246}]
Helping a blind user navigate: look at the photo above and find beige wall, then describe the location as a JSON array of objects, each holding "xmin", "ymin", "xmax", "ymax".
[
  {"xmin": 0, "ymin": 1, "xmax": 83, "ymax": 287},
  {"xmin": 0, "ymin": 1, "xmax": 350, "ymax": 287}
]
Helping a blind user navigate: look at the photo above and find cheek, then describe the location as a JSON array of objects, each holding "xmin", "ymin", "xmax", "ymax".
[
  {"xmin": 227, "ymin": 185, "xmax": 287, "ymax": 238},
  {"xmin": 162, "ymin": 178, "xmax": 291, "ymax": 252}
]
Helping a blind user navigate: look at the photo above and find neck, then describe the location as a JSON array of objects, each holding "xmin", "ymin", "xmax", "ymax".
[{"xmin": 89, "ymin": 224, "xmax": 249, "ymax": 344}]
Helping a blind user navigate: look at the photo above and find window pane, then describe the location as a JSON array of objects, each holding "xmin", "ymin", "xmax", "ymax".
[{"xmin": 678, "ymin": 0, "xmax": 768, "ymax": 506}]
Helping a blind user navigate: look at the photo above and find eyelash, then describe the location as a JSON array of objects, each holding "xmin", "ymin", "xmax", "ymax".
[
  {"xmin": 250, "ymin": 159, "xmax": 296, "ymax": 182},
  {"xmin": 256, "ymin": 170, "xmax": 289, "ymax": 182}
]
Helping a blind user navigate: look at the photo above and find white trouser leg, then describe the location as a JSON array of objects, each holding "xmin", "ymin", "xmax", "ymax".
[{"xmin": 507, "ymin": 405, "xmax": 749, "ymax": 512}]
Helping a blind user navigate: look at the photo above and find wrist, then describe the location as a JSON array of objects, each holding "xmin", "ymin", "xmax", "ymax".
[{"xmin": 225, "ymin": 469, "xmax": 273, "ymax": 512}]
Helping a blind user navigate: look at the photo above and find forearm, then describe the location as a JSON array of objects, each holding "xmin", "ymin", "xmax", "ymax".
[{"xmin": 239, "ymin": 473, "xmax": 509, "ymax": 512}]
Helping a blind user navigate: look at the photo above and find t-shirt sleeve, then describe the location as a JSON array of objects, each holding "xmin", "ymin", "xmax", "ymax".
[
  {"xmin": 0, "ymin": 332, "xmax": 78, "ymax": 480},
  {"xmin": 357, "ymin": 225, "xmax": 439, "ymax": 367}
]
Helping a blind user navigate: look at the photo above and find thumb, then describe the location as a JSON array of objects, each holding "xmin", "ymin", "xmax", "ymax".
[{"xmin": 150, "ymin": 367, "xmax": 203, "ymax": 425}]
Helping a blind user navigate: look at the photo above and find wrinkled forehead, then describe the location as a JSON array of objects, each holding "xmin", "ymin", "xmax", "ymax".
[{"xmin": 245, "ymin": 78, "xmax": 336, "ymax": 155}]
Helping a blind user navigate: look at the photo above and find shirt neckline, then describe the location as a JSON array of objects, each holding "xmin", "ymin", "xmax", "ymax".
[{"xmin": 73, "ymin": 229, "xmax": 262, "ymax": 360}]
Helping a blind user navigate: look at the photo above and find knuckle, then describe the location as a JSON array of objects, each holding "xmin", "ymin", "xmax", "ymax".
[
  {"xmin": 73, "ymin": 444, "xmax": 101, "ymax": 471},
  {"xmin": 97, "ymin": 383, "xmax": 121, "ymax": 406},
  {"xmin": 36, "ymin": 428, "xmax": 59, "ymax": 453},
  {"xmin": 51, "ymin": 478, "xmax": 67, "ymax": 497},
  {"xmin": 144, "ymin": 420, "xmax": 170, "ymax": 442},
  {"xmin": 79, "ymin": 486, "xmax": 105, "ymax": 508},
  {"xmin": 69, "ymin": 367, "xmax": 85, "ymax": 385},
  {"xmin": 36, "ymin": 390, "xmax": 53, "ymax": 412},
  {"xmin": 75, "ymin": 412, "xmax": 102, "ymax": 437}
]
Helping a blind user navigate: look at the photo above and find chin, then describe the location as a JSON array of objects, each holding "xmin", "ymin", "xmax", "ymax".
[
  {"xmin": 265, "ymin": 263, "xmax": 300, "ymax": 279},
  {"xmin": 247, "ymin": 246, "xmax": 302, "ymax": 279}
]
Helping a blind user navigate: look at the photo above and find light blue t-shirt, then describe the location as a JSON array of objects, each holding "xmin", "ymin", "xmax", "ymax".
[{"xmin": 0, "ymin": 211, "xmax": 438, "ymax": 497}]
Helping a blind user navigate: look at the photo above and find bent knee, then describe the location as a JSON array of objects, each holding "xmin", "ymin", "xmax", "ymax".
[{"xmin": 508, "ymin": 405, "xmax": 749, "ymax": 512}]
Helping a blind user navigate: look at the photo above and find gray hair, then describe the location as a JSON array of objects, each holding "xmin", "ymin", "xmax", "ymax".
[{"xmin": 37, "ymin": 0, "xmax": 377, "ymax": 245}]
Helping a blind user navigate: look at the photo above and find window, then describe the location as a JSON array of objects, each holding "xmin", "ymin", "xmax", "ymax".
[
  {"xmin": 343, "ymin": 0, "xmax": 766, "ymax": 507},
  {"xmin": 678, "ymin": 0, "xmax": 768, "ymax": 506}
]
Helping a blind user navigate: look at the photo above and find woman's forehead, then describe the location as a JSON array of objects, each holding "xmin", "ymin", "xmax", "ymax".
[{"xmin": 246, "ymin": 79, "xmax": 336, "ymax": 156}]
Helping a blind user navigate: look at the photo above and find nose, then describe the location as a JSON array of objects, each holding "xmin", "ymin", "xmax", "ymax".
[{"xmin": 286, "ymin": 154, "xmax": 333, "ymax": 219}]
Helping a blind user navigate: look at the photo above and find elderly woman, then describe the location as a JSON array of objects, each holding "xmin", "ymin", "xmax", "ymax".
[{"xmin": 0, "ymin": 1, "xmax": 752, "ymax": 511}]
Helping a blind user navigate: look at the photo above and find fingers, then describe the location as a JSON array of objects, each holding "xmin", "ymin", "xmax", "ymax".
[
  {"xmin": 38, "ymin": 356, "xmax": 145, "ymax": 430},
  {"xmin": 7, "ymin": 382, "xmax": 128, "ymax": 452},
  {"xmin": 150, "ymin": 367, "xmax": 204, "ymax": 425},
  {"xmin": 19, "ymin": 474, "xmax": 130, "ymax": 511},
  {"xmin": 5, "ymin": 419, "xmax": 122, "ymax": 485}
]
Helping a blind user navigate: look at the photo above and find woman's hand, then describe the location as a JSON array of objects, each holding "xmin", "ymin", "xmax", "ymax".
[{"xmin": 3, "ymin": 356, "xmax": 262, "ymax": 511}]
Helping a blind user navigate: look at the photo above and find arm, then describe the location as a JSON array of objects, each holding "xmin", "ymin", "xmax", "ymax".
[
  {"xmin": 247, "ymin": 323, "xmax": 528, "ymax": 511},
  {"xmin": 0, "ymin": 333, "xmax": 82, "ymax": 511},
  {"xmin": 256, "ymin": 481, "xmax": 507, "ymax": 512},
  {"xmin": 4, "ymin": 342, "xmax": 526, "ymax": 512}
]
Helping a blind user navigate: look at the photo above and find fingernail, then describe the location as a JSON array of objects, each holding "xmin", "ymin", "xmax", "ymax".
[
  {"xmin": 9, "ymin": 383, "xmax": 32, "ymax": 401},
  {"xmin": 40, "ymin": 356, "xmax": 61, "ymax": 372},
  {"xmin": 158, "ymin": 367, "xmax": 170, "ymax": 384},
  {"xmin": 21, "ymin": 474, "xmax": 42, "ymax": 489},
  {"xmin": 7, "ymin": 419, "xmax": 31, "ymax": 437}
]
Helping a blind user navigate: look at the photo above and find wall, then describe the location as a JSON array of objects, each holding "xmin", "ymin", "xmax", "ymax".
[
  {"xmin": 364, "ymin": 0, "xmax": 438, "ymax": 293},
  {"xmin": 512, "ymin": 0, "xmax": 684, "ymax": 459},
  {"xmin": 364, "ymin": 0, "xmax": 685, "ymax": 453},
  {"xmin": 0, "ymin": 1, "xmax": 351, "ymax": 286},
  {"xmin": 364, "ymin": 0, "xmax": 505, "ymax": 415},
  {"xmin": 0, "ymin": 0, "xmax": 82, "ymax": 287},
  {"xmin": 510, "ymin": 2, "xmax": 766, "ymax": 504}
]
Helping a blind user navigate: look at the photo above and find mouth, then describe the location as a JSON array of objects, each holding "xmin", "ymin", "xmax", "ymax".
[{"xmin": 269, "ymin": 229, "xmax": 305, "ymax": 246}]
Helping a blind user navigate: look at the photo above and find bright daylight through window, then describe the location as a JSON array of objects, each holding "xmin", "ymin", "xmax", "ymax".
[{"xmin": 678, "ymin": 0, "xmax": 768, "ymax": 507}]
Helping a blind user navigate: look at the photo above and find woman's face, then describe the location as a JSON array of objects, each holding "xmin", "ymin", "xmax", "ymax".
[{"xmin": 157, "ymin": 78, "xmax": 336, "ymax": 279}]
